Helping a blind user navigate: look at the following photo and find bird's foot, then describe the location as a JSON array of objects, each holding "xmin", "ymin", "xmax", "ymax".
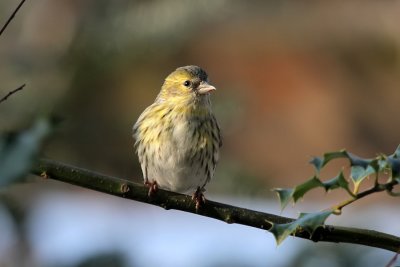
[
  {"xmin": 192, "ymin": 187, "xmax": 206, "ymax": 211},
  {"xmin": 144, "ymin": 180, "xmax": 158, "ymax": 197}
]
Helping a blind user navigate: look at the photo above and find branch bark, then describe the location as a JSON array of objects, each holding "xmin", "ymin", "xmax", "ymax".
[
  {"xmin": 31, "ymin": 158, "xmax": 400, "ymax": 252},
  {"xmin": 0, "ymin": 0, "xmax": 26, "ymax": 37},
  {"xmin": 0, "ymin": 84, "xmax": 25, "ymax": 104}
]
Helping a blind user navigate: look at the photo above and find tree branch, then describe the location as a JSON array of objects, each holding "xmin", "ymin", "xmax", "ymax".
[
  {"xmin": 0, "ymin": 0, "xmax": 26, "ymax": 37},
  {"xmin": 30, "ymin": 158, "xmax": 400, "ymax": 252},
  {"xmin": 0, "ymin": 84, "xmax": 25, "ymax": 104},
  {"xmin": 332, "ymin": 179, "xmax": 398, "ymax": 215}
]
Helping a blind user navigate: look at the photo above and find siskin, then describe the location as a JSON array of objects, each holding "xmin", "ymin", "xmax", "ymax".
[{"xmin": 133, "ymin": 65, "xmax": 222, "ymax": 209}]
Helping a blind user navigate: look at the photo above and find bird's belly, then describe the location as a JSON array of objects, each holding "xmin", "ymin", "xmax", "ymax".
[
  {"xmin": 146, "ymin": 121, "xmax": 207, "ymax": 193},
  {"xmin": 147, "ymin": 146, "xmax": 207, "ymax": 193}
]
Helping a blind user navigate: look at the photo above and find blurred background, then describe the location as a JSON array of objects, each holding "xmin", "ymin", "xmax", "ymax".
[{"xmin": 1, "ymin": 0, "xmax": 400, "ymax": 266}]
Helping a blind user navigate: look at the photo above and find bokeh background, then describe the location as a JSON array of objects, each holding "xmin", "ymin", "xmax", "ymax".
[{"xmin": 1, "ymin": 1, "xmax": 400, "ymax": 266}]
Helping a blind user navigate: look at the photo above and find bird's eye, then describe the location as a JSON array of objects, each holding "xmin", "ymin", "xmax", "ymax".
[{"xmin": 183, "ymin": 80, "xmax": 191, "ymax": 87}]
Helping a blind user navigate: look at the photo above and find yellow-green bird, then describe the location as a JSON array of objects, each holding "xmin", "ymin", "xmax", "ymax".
[{"xmin": 133, "ymin": 65, "xmax": 222, "ymax": 209}]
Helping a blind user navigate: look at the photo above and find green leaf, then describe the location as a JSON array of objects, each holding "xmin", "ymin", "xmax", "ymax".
[
  {"xmin": 350, "ymin": 165, "xmax": 376, "ymax": 181},
  {"xmin": 323, "ymin": 150, "xmax": 349, "ymax": 163},
  {"xmin": 310, "ymin": 150, "xmax": 348, "ymax": 172},
  {"xmin": 347, "ymin": 152, "xmax": 372, "ymax": 168},
  {"xmin": 387, "ymin": 157, "xmax": 400, "ymax": 182},
  {"xmin": 292, "ymin": 176, "xmax": 324, "ymax": 203},
  {"xmin": 350, "ymin": 165, "xmax": 375, "ymax": 194},
  {"xmin": 309, "ymin": 157, "xmax": 323, "ymax": 172},
  {"xmin": 269, "ymin": 220, "xmax": 299, "ymax": 246},
  {"xmin": 0, "ymin": 118, "xmax": 53, "ymax": 187},
  {"xmin": 367, "ymin": 158, "xmax": 381, "ymax": 173},
  {"xmin": 296, "ymin": 211, "xmax": 332, "ymax": 235},
  {"xmin": 273, "ymin": 188, "xmax": 294, "ymax": 211},
  {"xmin": 347, "ymin": 154, "xmax": 379, "ymax": 194},
  {"xmin": 391, "ymin": 144, "xmax": 400, "ymax": 158},
  {"xmin": 273, "ymin": 177, "xmax": 324, "ymax": 211},
  {"xmin": 268, "ymin": 210, "xmax": 333, "ymax": 245},
  {"xmin": 322, "ymin": 171, "xmax": 349, "ymax": 192},
  {"xmin": 378, "ymin": 158, "xmax": 388, "ymax": 172}
]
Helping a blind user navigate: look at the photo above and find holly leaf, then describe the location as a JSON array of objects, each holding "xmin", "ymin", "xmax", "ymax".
[
  {"xmin": 378, "ymin": 158, "xmax": 388, "ymax": 172},
  {"xmin": 343, "ymin": 152, "xmax": 380, "ymax": 194},
  {"xmin": 322, "ymin": 171, "xmax": 350, "ymax": 193},
  {"xmin": 347, "ymin": 152, "xmax": 373, "ymax": 169},
  {"xmin": 268, "ymin": 210, "xmax": 333, "ymax": 245},
  {"xmin": 387, "ymin": 157, "xmax": 400, "ymax": 183},
  {"xmin": 0, "ymin": 118, "xmax": 53, "ymax": 187},
  {"xmin": 310, "ymin": 150, "xmax": 348, "ymax": 172},
  {"xmin": 273, "ymin": 176, "xmax": 323, "ymax": 210},
  {"xmin": 390, "ymin": 144, "xmax": 400, "ymax": 158},
  {"xmin": 309, "ymin": 157, "xmax": 323, "ymax": 172},
  {"xmin": 350, "ymin": 165, "xmax": 376, "ymax": 194},
  {"xmin": 273, "ymin": 188, "xmax": 294, "ymax": 211},
  {"xmin": 292, "ymin": 176, "xmax": 323, "ymax": 202}
]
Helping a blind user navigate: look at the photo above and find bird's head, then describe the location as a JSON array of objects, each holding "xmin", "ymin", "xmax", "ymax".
[{"xmin": 158, "ymin": 65, "xmax": 216, "ymax": 104}]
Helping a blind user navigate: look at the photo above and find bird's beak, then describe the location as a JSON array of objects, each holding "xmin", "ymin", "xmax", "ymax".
[{"xmin": 197, "ymin": 82, "xmax": 216, "ymax": 95}]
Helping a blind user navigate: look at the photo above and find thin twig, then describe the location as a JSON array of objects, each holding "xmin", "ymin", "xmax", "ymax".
[
  {"xmin": 30, "ymin": 158, "xmax": 400, "ymax": 252},
  {"xmin": 0, "ymin": 84, "xmax": 25, "ymax": 104},
  {"xmin": 0, "ymin": 0, "xmax": 27, "ymax": 37},
  {"xmin": 332, "ymin": 181, "xmax": 397, "ymax": 214},
  {"xmin": 385, "ymin": 250, "xmax": 399, "ymax": 267}
]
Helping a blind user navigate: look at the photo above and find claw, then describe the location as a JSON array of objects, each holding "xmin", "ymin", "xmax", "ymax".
[
  {"xmin": 192, "ymin": 187, "xmax": 206, "ymax": 211},
  {"xmin": 144, "ymin": 180, "xmax": 158, "ymax": 197}
]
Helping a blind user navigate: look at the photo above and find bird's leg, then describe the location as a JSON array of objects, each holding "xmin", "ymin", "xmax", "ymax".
[
  {"xmin": 144, "ymin": 179, "xmax": 158, "ymax": 197},
  {"xmin": 192, "ymin": 187, "xmax": 206, "ymax": 210}
]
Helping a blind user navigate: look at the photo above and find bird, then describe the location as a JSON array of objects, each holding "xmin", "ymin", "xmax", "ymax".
[{"xmin": 133, "ymin": 65, "xmax": 222, "ymax": 209}]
